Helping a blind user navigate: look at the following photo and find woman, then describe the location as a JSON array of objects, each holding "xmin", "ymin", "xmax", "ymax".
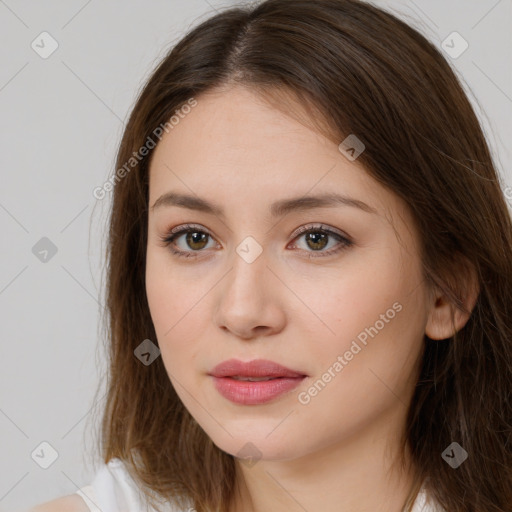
[{"xmin": 31, "ymin": 0, "xmax": 512, "ymax": 511}]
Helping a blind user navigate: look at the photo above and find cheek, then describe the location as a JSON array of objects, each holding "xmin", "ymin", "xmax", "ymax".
[
  {"xmin": 145, "ymin": 253, "xmax": 172, "ymax": 332},
  {"xmin": 293, "ymin": 290, "xmax": 425, "ymax": 448},
  {"xmin": 296, "ymin": 244, "xmax": 425, "ymax": 385},
  {"xmin": 145, "ymin": 255, "xmax": 224, "ymax": 401},
  {"xmin": 145, "ymin": 247, "xmax": 194, "ymax": 327},
  {"xmin": 145, "ymin": 252, "xmax": 199, "ymax": 365},
  {"xmin": 293, "ymin": 250, "xmax": 404, "ymax": 345}
]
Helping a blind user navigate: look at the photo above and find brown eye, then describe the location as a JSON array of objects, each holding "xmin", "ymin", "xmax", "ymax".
[
  {"xmin": 304, "ymin": 232, "xmax": 329, "ymax": 251},
  {"xmin": 184, "ymin": 231, "xmax": 209, "ymax": 251},
  {"xmin": 290, "ymin": 224, "xmax": 353, "ymax": 258},
  {"xmin": 159, "ymin": 224, "xmax": 217, "ymax": 259}
]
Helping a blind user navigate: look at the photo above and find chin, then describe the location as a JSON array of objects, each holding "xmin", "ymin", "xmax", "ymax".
[{"xmin": 200, "ymin": 420, "xmax": 306, "ymax": 462}]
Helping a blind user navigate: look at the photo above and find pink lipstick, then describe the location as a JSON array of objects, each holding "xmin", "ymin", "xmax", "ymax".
[{"xmin": 209, "ymin": 359, "xmax": 307, "ymax": 405}]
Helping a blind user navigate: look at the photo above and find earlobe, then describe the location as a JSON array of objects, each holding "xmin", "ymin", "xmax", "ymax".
[{"xmin": 424, "ymin": 263, "xmax": 480, "ymax": 340}]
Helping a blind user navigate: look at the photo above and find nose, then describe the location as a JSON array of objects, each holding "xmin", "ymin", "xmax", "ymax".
[{"xmin": 213, "ymin": 243, "xmax": 286, "ymax": 340}]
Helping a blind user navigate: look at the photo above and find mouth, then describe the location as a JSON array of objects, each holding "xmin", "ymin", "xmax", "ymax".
[
  {"xmin": 229, "ymin": 376, "xmax": 282, "ymax": 381},
  {"xmin": 209, "ymin": 359, "xmax": 307, "ymax": 405},
  {"xmin": 209, "ymin": 358, "xmax": 306, "ymax": 379}
]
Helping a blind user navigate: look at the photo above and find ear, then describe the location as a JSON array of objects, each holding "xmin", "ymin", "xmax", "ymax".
[{"xmin": 425, "ymin": 259, "xmax": 480, "ymax": 340}]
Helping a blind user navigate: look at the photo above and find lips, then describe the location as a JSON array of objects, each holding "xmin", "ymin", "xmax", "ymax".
[
  {"xmin": 209, "ymin": 358, "xmax": 306, "ymax": 379},
  {"xmin": 209, "ymin": 359, "xmax": 307, "ymax": 405}
]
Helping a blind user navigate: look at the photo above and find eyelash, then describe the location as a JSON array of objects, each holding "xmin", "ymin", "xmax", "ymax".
[{"xmin": 158, "ymin": 223, "xmax": 353, "ymax": 260}]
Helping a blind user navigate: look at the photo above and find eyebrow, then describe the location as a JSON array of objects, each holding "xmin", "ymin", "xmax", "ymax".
[{"xmin": 150, "ymin": 191, "xmax": 378, "ymax": 217}]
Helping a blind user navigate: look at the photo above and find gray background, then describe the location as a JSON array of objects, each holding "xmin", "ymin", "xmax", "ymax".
[{"xmin": 1, "ymin": 0, "xmax": 511, "ymax": 510}]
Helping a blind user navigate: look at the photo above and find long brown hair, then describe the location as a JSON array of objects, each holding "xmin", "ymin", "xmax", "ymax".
[{"xmin": 94, "ymin": 1, "xmax": 512, "ymax": 510}]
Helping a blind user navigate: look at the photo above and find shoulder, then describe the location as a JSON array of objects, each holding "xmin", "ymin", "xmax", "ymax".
[{"xmin": 28, "ymin": 493, "xmax": 90, "ymax": 512}]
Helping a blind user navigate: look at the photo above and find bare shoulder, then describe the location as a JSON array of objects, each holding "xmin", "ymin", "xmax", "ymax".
[{"xmin": 28, "ymin": 493, "xmax": 90, "ymax": 512}]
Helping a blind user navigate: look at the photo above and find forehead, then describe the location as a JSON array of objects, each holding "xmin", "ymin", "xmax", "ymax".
[{"xmin": 147, "ymin": 85, "xmax": 404, "ymax": 228}]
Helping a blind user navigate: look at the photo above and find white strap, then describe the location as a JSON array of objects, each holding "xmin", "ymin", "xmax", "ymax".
[{"xmin": 76, "ymin": 485, "xmax": 103, "ymax": 512}]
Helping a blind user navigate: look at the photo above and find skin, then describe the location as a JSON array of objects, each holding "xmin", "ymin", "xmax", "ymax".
[
  {"xmin": 144, "ymin": 85, "xmax": 476, "ymax": 512},
  {"xmin": 28, "ymin": 494, "xmax": 90, "ymax": 512}
]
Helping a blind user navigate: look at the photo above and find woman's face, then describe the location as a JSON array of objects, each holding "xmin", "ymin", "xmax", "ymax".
[{"xmin": 146, "ymin": 85, "xmax": 431, "ymax": 462}]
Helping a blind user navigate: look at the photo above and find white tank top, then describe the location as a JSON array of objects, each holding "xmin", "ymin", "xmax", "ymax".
[
  {"xmin": 75, "ymin": 458, "xmax": 188, "ymax": 512},
  {"xmin": 75, "ymin": 458, "xmax": 443, "ymax": 511}
]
